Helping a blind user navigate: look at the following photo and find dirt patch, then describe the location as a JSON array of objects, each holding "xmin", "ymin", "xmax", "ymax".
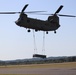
[{"xmin": 0, "ymin": 62, "xmax": 76, "ymax": 75}]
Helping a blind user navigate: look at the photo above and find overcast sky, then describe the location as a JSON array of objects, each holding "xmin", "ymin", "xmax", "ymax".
[{"xmin": 0, "ymin": 0, "xmax": 76, "ymax": 60}]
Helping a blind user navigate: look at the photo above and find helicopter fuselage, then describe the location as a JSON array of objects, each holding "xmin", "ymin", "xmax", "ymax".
[
  {"xmin": 15, "ymin": 14, "xmax": 60, "ymax": 33},
  {"xmin": 0, "ymin": 4, "xmax": 75, "ymax": 33}
]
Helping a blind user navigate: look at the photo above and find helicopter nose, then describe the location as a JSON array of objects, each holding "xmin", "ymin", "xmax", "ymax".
[{"xmin": 15, "ymin": 20, "xmax": 19, "ymax": 25}]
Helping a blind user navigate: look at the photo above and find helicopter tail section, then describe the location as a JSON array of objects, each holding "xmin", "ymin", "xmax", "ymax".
[{"xmin": 48, "ymin": 15, "xmax": 59, "ymax": 24}]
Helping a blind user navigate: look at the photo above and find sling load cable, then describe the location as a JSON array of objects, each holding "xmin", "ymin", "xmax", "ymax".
[
  {"xmin": 42, "ymin": 31, "xmax": 46, "ymax": 55},
  {"xmin": 33, "ymin": 30, "xmax": 37, "ymax": 54}
]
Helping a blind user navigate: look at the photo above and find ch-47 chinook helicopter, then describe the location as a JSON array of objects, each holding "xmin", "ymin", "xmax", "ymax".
[{"xmin": 0, "ymin": 4, "xmax": 76, "ymax": 34}]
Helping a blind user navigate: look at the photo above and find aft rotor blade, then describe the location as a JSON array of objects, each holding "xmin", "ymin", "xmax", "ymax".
[
  {"xmin": 55, "ymin": 5, "xmax": 63, "ymax": 14},
  {"xmin": 35, "ymin": 13, "xmax": 76, "ymax": 17},
  {"xmin": 58, "ymin": 14, "xmax": 76, "ymax": 17},
  {"xmin": 21, "ymin": 4, "xmax": 29, "ymax": 12}
]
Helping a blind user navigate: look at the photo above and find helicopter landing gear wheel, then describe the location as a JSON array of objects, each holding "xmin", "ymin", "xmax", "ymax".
[
  {"xmin": 46, "ymin": 31, "xmax": 48, "ymax": 34},
  {"xmin": 27, "ymin": 29, "xmax": 31, "ymax": 32},
  {"xmin": 35, "ymin": 29, "xmax": 38, "ymax": 32},
  {"xmin": 54, "ymin": 30, "xmax": 56, "ymax": 34}
]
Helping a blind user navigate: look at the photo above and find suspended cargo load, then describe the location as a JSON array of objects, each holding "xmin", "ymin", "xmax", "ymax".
[{"xmin": 33, "ymin": 54, "xmax": 46, "ymax": 58}]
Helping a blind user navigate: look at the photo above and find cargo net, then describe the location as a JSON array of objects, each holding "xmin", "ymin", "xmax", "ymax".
[{"xmin": 32, "ymin": 30, "xmax": 46, "ymax": 58}]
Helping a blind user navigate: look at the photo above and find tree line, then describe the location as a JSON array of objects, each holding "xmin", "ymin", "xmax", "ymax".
[{"xmin": 0, "ymin": 56, "xmax": 76, "ymax": 66}]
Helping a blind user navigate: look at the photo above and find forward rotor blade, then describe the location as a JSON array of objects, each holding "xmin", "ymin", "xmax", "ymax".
[
  {"xmin": 25, "ymin": 11, "xmax": 46, "ymax": 13},
  {"xmin": 0, "ymin": 12, "xmax": 20, "ymax": 14},
  {"xmin": 0, "ymin": 11, "xmax": 46, "ymax": 14},
  {"xmin": 21, "ymin": 4, "xmax": 29, "ymax": 12},
  {"xmin": 30, "ymin": 13, "xmax": 53, "ymax": 15},
  {"xmin": 55, "ymin": 5, "xmax": 63, "ymax": 14}
]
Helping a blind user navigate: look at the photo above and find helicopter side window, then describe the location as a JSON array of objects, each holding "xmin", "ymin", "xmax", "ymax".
[{"xmin": 48, "ymin": 16, "xmax": 53, "ymax": 22}]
